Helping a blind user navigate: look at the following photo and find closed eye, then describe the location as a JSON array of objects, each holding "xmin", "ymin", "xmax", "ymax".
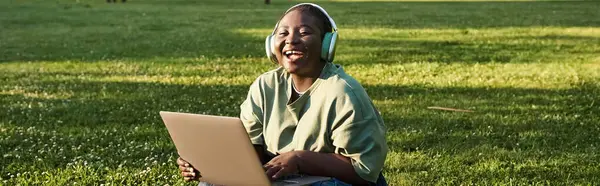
[{"xmin": 300, "ymin": 31, "xmax": 312, "ymax": 36}]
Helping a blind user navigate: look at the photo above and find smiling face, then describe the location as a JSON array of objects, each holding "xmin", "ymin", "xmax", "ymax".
[{"xmin": 274, "ymin": 10, "xmax": 325, "ymax": 76}]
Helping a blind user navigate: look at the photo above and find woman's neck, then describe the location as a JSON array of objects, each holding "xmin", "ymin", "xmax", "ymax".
[{"xmin": 291, "ymin": 63, "xmax": 326, "ymax": 92}]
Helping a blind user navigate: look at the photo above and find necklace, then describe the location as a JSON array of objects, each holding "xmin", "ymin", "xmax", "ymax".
[{"xmin": 292, "ymin": 82, "xmax": 306, "ymax": 95}]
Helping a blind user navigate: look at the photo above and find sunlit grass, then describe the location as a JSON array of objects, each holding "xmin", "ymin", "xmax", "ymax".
[
  {"xmin": 331, "ymin": 0, "xmax": 556, "ymax": 1},
  {"xmin": 1, "ymin": 0, "xmax": 600, "ymax": 185}
]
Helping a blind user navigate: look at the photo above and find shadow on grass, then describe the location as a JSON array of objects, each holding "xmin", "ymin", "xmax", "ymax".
[
  {"xmin": 0, "ymin": 81, "xmax": 248, "ymax": 129},
  {"xmin": 1, "ymin": 0, "xmax": 599, "ymax": 62},
  {"xmin": 1, "ymin": 79, "xmax": 599, "ymax": 180},
  {"xmin": 364, "ymin": 83, "xmax": 599, "ymax": 152},
  {"xmin": 0, "ymin": 81, "xmax": 250, "ymax": 179},
  {"xmin": 342, "ymin": 36, "xmax": 600, "ymax": 64},
  {"xmin": 370, "ymin": 83, "xmax": 600, "ymax": 182}
]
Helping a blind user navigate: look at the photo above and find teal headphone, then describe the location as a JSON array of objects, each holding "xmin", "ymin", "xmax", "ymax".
[{"xmin": 265, "ymin": 3, "xmax": 338, "ymax": 63}]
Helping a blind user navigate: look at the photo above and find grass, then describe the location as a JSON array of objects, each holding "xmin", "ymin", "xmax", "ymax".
[{"xmin": 1, "ymin": 0, "xmax": 600, "ymax": 185}]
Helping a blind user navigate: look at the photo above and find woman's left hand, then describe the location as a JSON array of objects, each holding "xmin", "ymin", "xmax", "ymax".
[{"xmin": 263, "ymin": 151, "xmax": 302, "ymax": 180}]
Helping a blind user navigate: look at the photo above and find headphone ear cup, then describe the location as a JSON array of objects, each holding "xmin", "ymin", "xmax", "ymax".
[
  {"xmin": 321, "ymin": 32, "xmax": 337, "ymax": 62},
  {"xmin": 265, "ymin": 35, "xmax": 277, "ymax": 63},
  {"xmin": 328, "ymin": 32, "xmax": 338, "ymax": 62},
  {"xmin": 321, "ymin": 33, "xmax": 332, "ymax": 61}
]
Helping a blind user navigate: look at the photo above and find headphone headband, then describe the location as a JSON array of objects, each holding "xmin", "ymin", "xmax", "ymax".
[{"xmin": 270, "ymin": 3, "xmax": 338, "ymax": 35}]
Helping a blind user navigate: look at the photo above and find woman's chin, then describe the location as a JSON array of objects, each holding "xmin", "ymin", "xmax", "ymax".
[
  {"xmin": 282, "ymin": 61, "xmax": 301, "ymax": 73},
  {"xmin": 281, "ymin": 58, "xmax": 316, "ymax": 75},
  {"xmin": 283, "ymin": 65, "xmax": 299, "ymax": 74}
]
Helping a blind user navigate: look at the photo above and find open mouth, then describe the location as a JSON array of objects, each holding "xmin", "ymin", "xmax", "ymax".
[{"xmin": 283, "ymin": 50, "xmax": 305, "ymax": 61}]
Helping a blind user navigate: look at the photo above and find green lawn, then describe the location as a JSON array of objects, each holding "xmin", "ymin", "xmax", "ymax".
[{"xmin": 1, "ymin": 0, "xmax": 600, "ymax": 185}]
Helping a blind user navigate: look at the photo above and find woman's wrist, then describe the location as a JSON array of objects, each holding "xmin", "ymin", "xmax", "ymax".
[{"xmin": 292, "ymin": 150, "xmax": 309, "ymax": 173}]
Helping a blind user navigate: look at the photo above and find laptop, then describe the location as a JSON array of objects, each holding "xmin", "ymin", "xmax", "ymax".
[{"xmin": 159, "ymin": 111, "xmax": 331, "ymax": 186}]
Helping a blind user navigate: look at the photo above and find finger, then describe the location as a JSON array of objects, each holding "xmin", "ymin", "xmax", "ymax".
[
  {"xmin": 179, "ymin": 164, "xmax": 195, "ymax": 172},
  {"xmin": 267, "ymin": 156, "xmax": 281, "ymax": 164},
  {"xmin": 179, "ymin": 165, "xmax": 188, "ymax": 172},
  {"xmin": 265, "ymin": 166, "xmax": 282, "ymax": 179},
  {"xmin": 176, "ymin": 157, "xmax": 184, "ymax": 166},
  {"xmin": 182, "ymin": 171, "xmax": 196, "ymax": 178},
  {"xmin": 184, "ymin": 177, "xmax": 191, "ymax": 182},
  {"xmin": 272, "ymin": 167, "xmax": 290, "ymax": 180},
  {"xmin": 263, "ymin": 163, "xmax": 274, "ymax": 170},
  {"xmin": 177, "ymin": 157, "xmax": 190, "ymax": 167}
]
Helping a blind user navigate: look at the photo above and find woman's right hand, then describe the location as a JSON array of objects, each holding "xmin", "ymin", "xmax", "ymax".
[{"xmin": 177, "ymin": 157, "xmax": 201, "ymax": 182}]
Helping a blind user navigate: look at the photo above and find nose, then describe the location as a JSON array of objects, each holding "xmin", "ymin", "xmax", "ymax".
[{"xmin": 285, "ymin": 31, "xmax": 301, "ymax": 45}]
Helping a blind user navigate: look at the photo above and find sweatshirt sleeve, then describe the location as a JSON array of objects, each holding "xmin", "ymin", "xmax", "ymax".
[
  {"xmin": 240, "ymin": 78, "xmax": 265, "ymax": 145},
  {"xmin": 331, "ymin": 94, "xmax": 388, "ymax": 183}
]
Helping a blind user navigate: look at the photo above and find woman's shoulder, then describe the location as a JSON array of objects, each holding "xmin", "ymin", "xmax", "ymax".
[
  {"xmin": 318, "ymin": 63, "xmax": 380, "ymax": 120},
  {"xmin": 246, "ymin": 66, "xmax": 288, "ymax": 93},
  {"xmin": 251, "ymin": 66, "xmax": 288, "ymax": 86},
  {"xmin": 320, "ymin": 63, "xmax": 368, "ymax": 99}
]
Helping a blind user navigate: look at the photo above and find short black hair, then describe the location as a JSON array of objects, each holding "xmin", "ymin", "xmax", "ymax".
[{"xmin": 284, "ymin": 5, "xmax": 333, "ymax": 39}]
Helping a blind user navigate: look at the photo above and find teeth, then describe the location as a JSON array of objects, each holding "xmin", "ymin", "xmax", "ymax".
[{"xmin": 284, "ymin": 51, "xmax": 301, "ymax": 55}]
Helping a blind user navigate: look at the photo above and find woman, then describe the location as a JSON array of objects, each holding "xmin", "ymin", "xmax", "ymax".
[{"xmin": 177, "ymin": 3, "xmax": 388, "ymax": 185}]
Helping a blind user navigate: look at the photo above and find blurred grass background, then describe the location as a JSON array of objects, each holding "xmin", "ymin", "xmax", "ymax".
[{"xmin": 1, "ymin": 0, "xmax": 599, "ymax": 185}]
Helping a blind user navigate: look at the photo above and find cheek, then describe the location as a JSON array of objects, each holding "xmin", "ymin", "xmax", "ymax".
[
  {"xmin": 273, "ymin": 38, "xmax": 286, "ymax": 62},
  {"xmin": 308, "ymin": 38, "xmax": 322, "ymax": 56},
  {"xmin": 273, "ymin": 38, "xmax": 284, "ymax": 55}
]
